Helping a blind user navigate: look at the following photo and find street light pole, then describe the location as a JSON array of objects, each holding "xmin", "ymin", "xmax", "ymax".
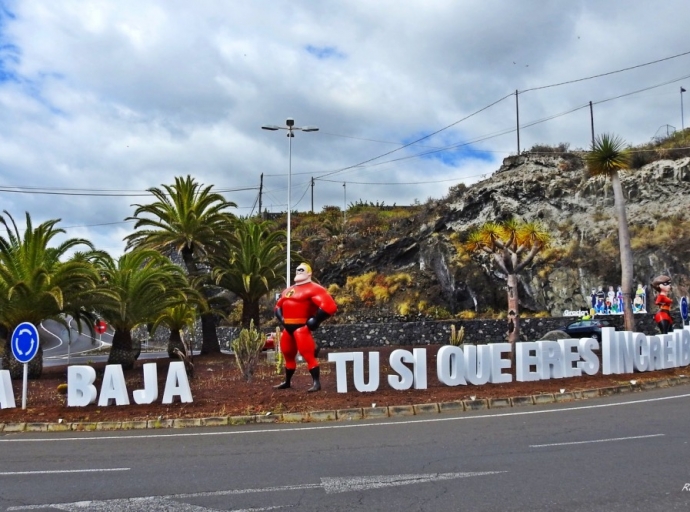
[
  {"xmin": 681, "ymin": 86, "xmax": 686, "ymax": 132},
  {"xmin": 261, "ymin": 118, "xmax": 319, "ymax": 287}
]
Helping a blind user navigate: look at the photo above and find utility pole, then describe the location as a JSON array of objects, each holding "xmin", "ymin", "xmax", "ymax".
[
  {"xmin": 311, "ymin": 177, "xmax": 315, "ymax": 213},
  {"xmin": 258, "ymin": 173, "xmax": 263, "ymax": 217},
  {"xmin": 343, "ymin": 182, "xmax": 346, "ymax": 224},
  {"xmin": 515, "ymin": 90, "xmax": 520, "ymax": 155},
  {"xmin": 681, "ymin": 87, "xmax": 686, "ymax": 131},
  {"xmin": 589, "ymin": 101, "xmax": 595, "ymax": 149}
]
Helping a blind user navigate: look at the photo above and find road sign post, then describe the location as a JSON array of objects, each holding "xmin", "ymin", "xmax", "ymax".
[
  {"xmin": 11, "ymin": 322, "xmax": 40, "ymax": 409},
  {"xmin": 95, "ymin": 320, "xmax": 107, "ymax": 344}
]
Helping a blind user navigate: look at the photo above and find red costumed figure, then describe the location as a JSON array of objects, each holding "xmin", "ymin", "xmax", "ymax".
[
  {"xmin": 651, "ymin": 274, "xmax": 673, "ymax": 334},
  {"xmin": 274, "ymin": 263, "xmax": 337, "ymax": 392}
]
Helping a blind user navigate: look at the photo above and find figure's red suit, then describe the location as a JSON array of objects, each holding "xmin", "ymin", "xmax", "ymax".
[
  {"xmin": 654, "ymin": 293, "xmax": 673, "ymax": 325},
  {"xmin": 276, "ymin": 281, "xmax": 337, "ymax": 370}
]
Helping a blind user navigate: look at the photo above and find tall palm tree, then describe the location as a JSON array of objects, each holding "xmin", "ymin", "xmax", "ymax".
[
  {"xmin": 91, "ymin": 249, "xmax": 191, "ymax": 369},
  {"xmin": 465, "ymin": 219, "xmax": 550, "ymax": 345},
  {"xmin": 0, "ymin": 211, "xmax": 100, "ymax": 378},
  {"xmin": 124, "ymin": 175, "xmax": 237, "ymax": 354},
  {"xmin": 211, "ymin": 219, "xmax": 286, "ymax": 328},
  {"xmin": 585, "ymin": 133, "xmax": 635, "ymax": 332}
]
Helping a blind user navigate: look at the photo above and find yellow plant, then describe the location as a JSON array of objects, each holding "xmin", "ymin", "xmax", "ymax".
[
  {"xmin": 457, "ymin": 310, "xmax": 477, "ymax": 320},
  {"xmin": 274, "ymin": 326, "xmax": 284, "ymax": 375},
  {"xmin": 397, "ymin": 301, "xmax": 412, "ymax": 315},
  {"xmin": 386, "ymin": 272, "xmax": 412, "ymax": 287},
  {"xmin": 372, "ymin": 285, "xmax": 391, "ymax": 302},
  {"xmin": 327, "ymin": 283, "xmax": 340, "ymax": 295},
  {"xmin": 449, "ymin": 325, "xmax": 465, "ymax": 346},
  {"xmin": 417, "ymin": 300, "xmax": 428, "ymax": 313},
  {"xmin": 57, "ymin": 383, "xmax": 68, "ymax": 395},
  {"xmin": 335, "ymin": 295, "xmax": 353, "ymax": 307}
]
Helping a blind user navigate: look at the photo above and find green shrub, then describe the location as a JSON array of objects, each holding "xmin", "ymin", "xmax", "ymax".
[{"xmin": 231, "ymin": 320, "xmax": 266, "ymax": 382}]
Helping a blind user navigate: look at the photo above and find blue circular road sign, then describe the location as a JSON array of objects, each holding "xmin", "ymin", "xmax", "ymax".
[
  {"xmin": 11, "ymin": 322, "xmax": 40, "ymax": 364},
  {"xmin": 681, "ymin": 296, "xmax": 689, "ymax": 322}
]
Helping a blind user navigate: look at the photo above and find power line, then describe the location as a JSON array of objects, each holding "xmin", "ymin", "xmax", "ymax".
[
  {"xmin": 314, "ymin": 92, "xmax": 515, "ymax": 180},
  {"xmin": 520, "ymin": 49, "xmax": 690, "ymax": 93},
  {"xmin": 313, "ymin": 71, "xmax": 690, "ymax": 176},
  {"xmin": 0, "ymin": 185, "xmax": 259, "ymax": 197}
]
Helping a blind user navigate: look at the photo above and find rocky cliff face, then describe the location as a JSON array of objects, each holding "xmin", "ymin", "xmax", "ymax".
[{"xmin": 311, "ymin": 152, "xmax": 690, "ymax": 319}]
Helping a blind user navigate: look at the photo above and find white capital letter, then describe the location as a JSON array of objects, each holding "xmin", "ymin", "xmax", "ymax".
[
  {"xmin": 98, "ymin": 365, "xmax": 130, "ymax": 406},
  {"xmin": 133, "ymin": 363, "xmax": 159, "ymax": 404},
  {"xmin": 388, "ymin": 349, "xmax": 414, "ymax": 390},
  {"xmin": 0, "ymin": 370, "xmax": 16, "ymax": 409},
  {"xmin": 328, "ymin": 352, "xmax": 355, "ymax": 393},
  {"xmin": 437, "ymin": 346, "xmax": 466, "ymax": 386},
  {"xmin": 67, "ymin": 366, "xmax": 97, "ymax": 407},
  {"xmin": 162, "ymin": 361, "xmax": 193, "ymax": 404},
  {"xmin": 489, "ymin": 343, "xmax": 512, "ymax": 384}
]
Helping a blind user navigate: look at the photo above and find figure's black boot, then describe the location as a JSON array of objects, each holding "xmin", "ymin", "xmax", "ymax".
[
  {"xmin": 307, "ymin": 366, "xmax": 321, "ymax": 392},
  {"xmin": 274, "ymin": 368, "xmax": 295, "ymax": 389}
]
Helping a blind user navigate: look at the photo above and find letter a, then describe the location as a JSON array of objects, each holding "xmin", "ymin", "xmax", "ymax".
[
  {"xmin": 162, "ymin": 361, "xmax": 193, "ymax": 404},
  {"xmin": 0, "ymin": 370, "xmax": 16, "ymax": 409}
]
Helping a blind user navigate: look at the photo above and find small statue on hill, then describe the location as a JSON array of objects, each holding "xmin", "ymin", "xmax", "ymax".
[{"xmin": 651, "ymin": 275, "xmax": 673, "ymax": 334}]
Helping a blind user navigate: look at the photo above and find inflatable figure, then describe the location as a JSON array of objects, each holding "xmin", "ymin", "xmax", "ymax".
[
  {"xmin": 274, "ymin": 263, "xmax": 337, "ymax": 392},
  {"xmin": 651, "ymin": 275, "xmax": 673, "ymax": 334}
]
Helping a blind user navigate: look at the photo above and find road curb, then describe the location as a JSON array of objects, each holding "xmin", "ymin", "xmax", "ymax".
[{"xmin": 1, "ymin": 377, "xmax": 688, "ymax": 434}]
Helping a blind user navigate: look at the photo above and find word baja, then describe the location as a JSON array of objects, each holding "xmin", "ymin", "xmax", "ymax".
[{"xmin": 0, "ymin": 361, "xmax": 192, "ymax": 409}]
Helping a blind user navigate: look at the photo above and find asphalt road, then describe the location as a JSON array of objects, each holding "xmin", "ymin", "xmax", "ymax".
[
  {"xmin": 40, "ymin": 318, "xmax": 113, "ymax": 364},
  {"xmin": 1, "ymin": 386, "xmax": 689, "ymax": 511}
]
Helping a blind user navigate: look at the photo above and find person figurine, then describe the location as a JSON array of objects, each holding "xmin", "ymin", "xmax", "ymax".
[
  {"xmin": 606, "ymin": 286, "xmax": 616, "ymax": 314},
  {"xmin": 274, "ymin": 263, "xmax": 337, "ymax": 392},
  {"xmin": 633, "ymin": 294, "xmax": 644, "ymax": 313},
  {"xmin": 590, "ymin": 288, "xmax": 597, "ymax": 311},
  {"xmin": 635, "ymin": 283, "xmax": 647, "ymax": 313},
  {"xmin": 651, "ymin": 275, "xmax": 673, "ymax": 334},
  {"xmin": 616, "ymin": 286, "xmax": 624, "ymax": 314},
  {"xmin": 595, "ymin": 286, "xmax": 606, "ymax": 315}
]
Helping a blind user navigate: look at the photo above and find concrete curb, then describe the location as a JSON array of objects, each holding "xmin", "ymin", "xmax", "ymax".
[{"xmin": 1, "ymin": 377, "xmax": 688, "ymax": 434}]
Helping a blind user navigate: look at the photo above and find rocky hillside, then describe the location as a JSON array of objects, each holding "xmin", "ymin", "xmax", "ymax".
[{"xmin": 292, "ymin": 150, "xmax": 690, "ymax": 323}]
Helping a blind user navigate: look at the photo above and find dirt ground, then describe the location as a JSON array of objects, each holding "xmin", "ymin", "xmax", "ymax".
[{"xmin": 1, "ymin": 345, "xmax": 688, "ymax": 425}]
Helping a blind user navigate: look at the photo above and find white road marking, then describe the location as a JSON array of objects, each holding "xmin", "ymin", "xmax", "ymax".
[
  {"xmin": 1, "ymin": 391, "xmax": 688, "ymax": 444},
  {"xmin": 7, "ymin": 472, "xmax": 504, "ymax": 510},
  {"xmin": 530, "ymin": 433, "xmax": 665, "ymax": 448},
  {"xmin": 0, "ymin": 468, "xmax": 129, "ymax": 476}
]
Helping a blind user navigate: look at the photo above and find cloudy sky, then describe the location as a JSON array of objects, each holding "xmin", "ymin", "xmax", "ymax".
[{"xmin": 1, "ymin": 1, "xmax": 689, "ymax": 256}]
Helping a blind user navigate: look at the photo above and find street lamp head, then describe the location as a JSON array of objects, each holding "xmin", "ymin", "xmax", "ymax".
[
  {"xmin": 261, "ymin": 125, "xmax": 281, "ymax": 131},
  {"xmin": 301, "ymin": 126, "xmax": 319, "ymax": 132},
  {"xmin": 286, "ymin": 118, "xmax": 295, "ymax": 127}
]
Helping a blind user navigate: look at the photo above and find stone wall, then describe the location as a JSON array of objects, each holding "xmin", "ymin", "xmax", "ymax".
[
  {"xmin": 313, "ymin": 314, "xmax": 659, "ymax": 350},
  {"xmin": 143, "ymin": 314, "xmax": 662, "ymax": 350}
]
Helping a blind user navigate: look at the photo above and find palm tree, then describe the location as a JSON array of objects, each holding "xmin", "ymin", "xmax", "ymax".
[
  {"xmin": 585, "ymin": 133, "xmax": 635, "ymax": 332},
  {"xmin": 91, "ymin": 249, "xmax": 191, "ymax": 370},
  {"xmin": 465, "ymin": 219, "xmax": 550, "ymax": 345},
  {"xmin": 124, "ymin": 175, "xmax": 237, "ymax": 354},
  {"xmin": 0, "ymin": 211, "xmax": 100, "ymax": 378},
  {"xmin": 211, "ymin": 219, "xmax": 286, "ymax": 328},
  {"xmin": 151, "ymin": 303, "xmax": 200, "ymax": 358}
]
